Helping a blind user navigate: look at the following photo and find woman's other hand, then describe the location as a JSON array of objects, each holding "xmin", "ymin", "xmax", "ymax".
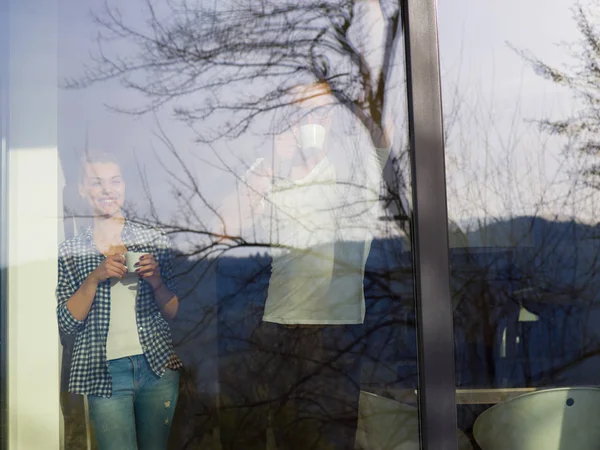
[
  {"xmin": 135, "ymin": 254, "xmax": 163, "ymax": 290},
  {"xmin": 274, "ymin": 129, "xmax": 298, "ymax": 161},
  {"xmin": 245, "ymin": 159, "xmax": 273, "ymax": 200}
]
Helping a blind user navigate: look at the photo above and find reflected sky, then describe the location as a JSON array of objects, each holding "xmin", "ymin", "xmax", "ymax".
[
  {"xmin": 56, "ymin": 0, "xmax": 408, "ymax": 254},
  {"xmin": 50, "ymin": 0, "xmax": 596, "ymax": 251},
  {"xmin": 438, "ymin": 0, "xmax": 592, "ymax": 226}
]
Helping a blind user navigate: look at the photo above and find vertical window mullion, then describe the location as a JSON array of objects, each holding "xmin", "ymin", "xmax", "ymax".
[{"xmin": 403, "ymin": 0, "xmax": 458, "ymax": 448}]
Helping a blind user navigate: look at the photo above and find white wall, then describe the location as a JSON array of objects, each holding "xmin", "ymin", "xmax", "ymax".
[
  {"xmin": 8, "ymin": 0, "xmax": 62, "ymax": 448},
  {"xmin": 7, "ymin": 150, "xmax": 63, "ymax": 450}
]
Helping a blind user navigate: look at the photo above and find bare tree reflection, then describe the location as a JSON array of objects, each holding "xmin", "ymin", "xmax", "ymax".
[
  {"xmin": 510, "ymin": 1, "xmax": 600, "ymax": 189},
  {"xmin": 61, "ymin": 1, "xmax": 414, "ymax": 449},
  {"xmin": 57, "ymin": 0, "xmax": 600, "ymax": 448},
  {"xmin": 67, "ymin": 0, "xmax": 401, "ymax": 148}
]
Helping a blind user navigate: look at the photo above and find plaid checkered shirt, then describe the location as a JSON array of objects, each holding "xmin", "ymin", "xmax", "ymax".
[{"xmin": 56, "ymin": 220, "xmax": 183, "ymax": 397}]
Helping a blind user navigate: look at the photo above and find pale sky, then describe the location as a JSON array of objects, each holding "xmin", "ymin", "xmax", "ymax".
[
  {"xmin": 51, "ymin": 0, "xmax": 597, "ymax": 250},
  {"xmin": 438, "ymin": 0, "xmax": 596, "ymax": 227}
]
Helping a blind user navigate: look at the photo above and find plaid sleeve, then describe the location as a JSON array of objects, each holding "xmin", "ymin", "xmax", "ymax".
[
  {"xmin": 56, "ymin": 254, "xmax": 86, "ymax": 335},
  {"xmin": 155, "ymin": 232, "xmax": 178, "ymax": 296}
]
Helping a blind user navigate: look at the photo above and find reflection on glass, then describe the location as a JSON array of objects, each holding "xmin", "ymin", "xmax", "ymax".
[
  {"xmin": 51, "ymin": 0, "xmax": 420, "ymax": 449},
  {"xmin": 439, "ymin": 0, "xmax": 600, "ymax": 447},
  {"xmin": 217, "ymin": 81, "xmax": 392, "ymax": 449}
]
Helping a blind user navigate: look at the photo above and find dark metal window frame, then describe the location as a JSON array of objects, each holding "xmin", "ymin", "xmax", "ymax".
[
  {"xmin": 403, "ymin": 0, "xmax": 458, "ymax": 449},
  {"xmin": 0, "ymin": 0, "xmax": 8, "ymax": 448}
]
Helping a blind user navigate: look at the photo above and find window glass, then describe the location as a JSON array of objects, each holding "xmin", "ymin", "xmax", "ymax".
[
  {"xmin": 4, "ymin": 1, "xmax": 431, "ymax": 449},
  {"xmin": 439, "ymin": 0, "xmax": 600, "ymax": 447}
]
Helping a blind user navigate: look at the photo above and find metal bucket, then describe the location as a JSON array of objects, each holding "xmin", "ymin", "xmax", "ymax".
[
  {"xmin": 356, "ymin": 391, "xmax": 472, "ymax": 450},
  {"xmin": 473, "ymin": 387, "xmax": 600, "ymax": 450}
]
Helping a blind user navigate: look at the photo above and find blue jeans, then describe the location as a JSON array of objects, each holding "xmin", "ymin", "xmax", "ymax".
[{"xmin": 88, "ymin": 355, "xmax": 180, "ymax": 450}]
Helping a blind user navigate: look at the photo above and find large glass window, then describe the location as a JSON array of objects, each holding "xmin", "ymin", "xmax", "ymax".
[
  {"xmin": 439, "ymin": 0, "xmax": 600, "ymax": 448},
  {"xmin": 1, "ymin": 0, "xmax": 451, "ymax": 448}
]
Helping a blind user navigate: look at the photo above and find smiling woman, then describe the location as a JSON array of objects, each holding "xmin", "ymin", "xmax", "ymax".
[
  {"xmin": 2, "ymin": 0, "xmax": 491, "ymax": 447},
  {"xmin": 56, "ymin": 150, "xmax": 183, "ymax": 449}
]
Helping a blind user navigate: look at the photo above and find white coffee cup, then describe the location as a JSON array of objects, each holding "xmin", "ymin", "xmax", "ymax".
[
  {"xmin": 299, "ymin": 124, "xmax": 326, "ymax": 150},
  {"xmin": 125, "ymin": 251, "xmax": 146, "ymax": 273}
]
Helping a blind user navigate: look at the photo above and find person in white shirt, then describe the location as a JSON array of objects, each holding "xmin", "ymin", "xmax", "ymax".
[{"xmin": 217, "ymin": 81, "xmax": 392, "ymax": 449}]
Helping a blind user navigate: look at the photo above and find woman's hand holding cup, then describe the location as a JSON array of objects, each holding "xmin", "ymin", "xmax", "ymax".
[{"xmin": 90, "ymin": 254, "xmax": 127, "ymax": 283}]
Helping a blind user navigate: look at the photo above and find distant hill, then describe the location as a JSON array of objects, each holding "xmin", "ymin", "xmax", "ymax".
[{"xmin": 168, "ymin": 215, "xmax": 600, "ymax": 395}]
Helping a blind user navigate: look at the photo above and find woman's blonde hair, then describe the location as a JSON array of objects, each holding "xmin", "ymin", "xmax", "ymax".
[{"xmin": 288, "ymin": 80, "xmax": 332, "ymax": 104}]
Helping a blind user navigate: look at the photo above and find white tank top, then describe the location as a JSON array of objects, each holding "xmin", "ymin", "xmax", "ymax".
[{"xmin": 106, "ymin": 273, "xmax": 144, "ymax": 360}]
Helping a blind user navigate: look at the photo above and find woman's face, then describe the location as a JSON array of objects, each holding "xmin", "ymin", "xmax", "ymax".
[{"xmin": 79, "ymin": 161, "xmax": 125, "ymax": 218}]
